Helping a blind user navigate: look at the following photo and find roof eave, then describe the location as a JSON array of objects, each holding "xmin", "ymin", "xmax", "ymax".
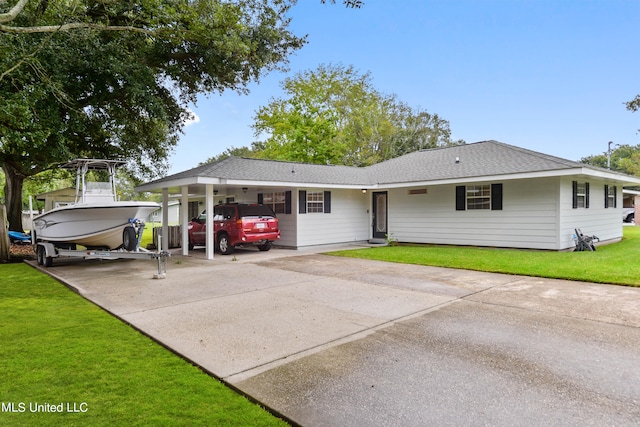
[
  {"xmin": 135, "ymin": 176, "xmax": 222, "ymax": 193},
  {"xmin": 374, "ymin": 167, "xmax": 640, "ymax": 189}
]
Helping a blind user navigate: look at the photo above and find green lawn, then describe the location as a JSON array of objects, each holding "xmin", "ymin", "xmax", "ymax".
[
  {"xmin": 330, "ymin": 227, "xmax": 640, "ymax": 287},
  {"xmin": 0, "ymin": 263, "xmax": 288, "ymax": 426}
]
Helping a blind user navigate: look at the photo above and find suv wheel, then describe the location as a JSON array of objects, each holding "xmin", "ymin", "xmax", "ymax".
[
  {"xmin": 217, "ymin": 233, "xmax": 234, "ymax": 255},
  {"xmin": 257, "ymin": 242, "xmax": 272, "ymax": 251}
]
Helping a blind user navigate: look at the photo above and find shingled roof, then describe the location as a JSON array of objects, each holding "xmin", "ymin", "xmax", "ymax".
[
  {"xmin": 138, "ymin": 140, "xmax": 636, "ymax": 192},
  {"xmin": 367, "ymin": 140, "xmax": 591, "ymax": 184},
  {"xmin": 154, "ymin": 155, "xmax": 371, "ymax": 186}
]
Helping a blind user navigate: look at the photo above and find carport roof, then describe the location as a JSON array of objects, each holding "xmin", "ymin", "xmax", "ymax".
[
  {"xmin": 159, "ymin": 155, "xmax": 371, "ymax": 185},
  {"xmin": 136, "ymin": 140, "xmax": 640, "ymax": 193}
]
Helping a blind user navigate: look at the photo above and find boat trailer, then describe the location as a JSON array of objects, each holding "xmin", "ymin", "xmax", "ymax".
[{"xmin": 34, "ymin": 223, "xmax": 171, "ymax": 279}]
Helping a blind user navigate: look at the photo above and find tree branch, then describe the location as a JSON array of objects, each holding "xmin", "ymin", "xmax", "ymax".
[
  {"xmin": 0, "ymin": 0, "xmax": 29, "ymax": 24},
  {"xmin": 0, "ymin": 21, "xmax": 152, "ymax": 34},
  {"xmin": 0, "ymin": 0, "xmax": 152, "ymax": 34}
]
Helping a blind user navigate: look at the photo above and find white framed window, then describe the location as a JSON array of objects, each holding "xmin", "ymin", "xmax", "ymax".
[
  {"xmin": 605, "ymin": 185, "xmax": 616, "ymax": 208},
  {"xmin": 262, "ymin": 191, "xmax": 286, "ymax": 214},
  {"xmin": 307, "ymin": 191, "xmax": 324, "ymax": 213},
  {"xmin": 576, "ymin": 183, "xmax": 587, "ymax": 208},
  {"xmin": 572, "ymin": 181, "xmax": 589, "ymax": 209},
  {"xmin": 456, "ymin": 184, "xmax": 502, "ymax": 211},
  {"xmin": 466, "ymin": 185, "xmax": 491, "ymax": 210}
]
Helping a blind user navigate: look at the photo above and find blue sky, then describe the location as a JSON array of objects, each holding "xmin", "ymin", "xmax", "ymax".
[{"xmin": 169, "ymin": 0, "xmax": 640, "ymax": 174}]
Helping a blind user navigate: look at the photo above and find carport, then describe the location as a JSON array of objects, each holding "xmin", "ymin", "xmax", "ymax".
[
  {"xmin": 135, "ymin": 157, "xmax": 372, "ymax": 259},
  {"xmin": 136, "ymin": 171, "xmax": 265, "ymax": 260}
]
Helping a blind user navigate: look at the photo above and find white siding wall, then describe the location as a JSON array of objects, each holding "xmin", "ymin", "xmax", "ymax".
[
  {"xmin": 180, "ymin": 177, "xmax": 624, "ymax": 251},
  {"xmin": 276, "ymin": 211, "xmax": 297, "ymax": 247},
  {"xmin": 558, "ymin": 177, "xmax": 623, "ymax": 249},
  {"xmin": 148, "ymin": 203, "xmax": 179, "ymax": 224},
  {"xmin": 387, "ymin": 178, "xmax": 561, "ymax": 250},
  {"xmin": 296, "ymin": 188, "xmax": 369, "ymax": 247}
]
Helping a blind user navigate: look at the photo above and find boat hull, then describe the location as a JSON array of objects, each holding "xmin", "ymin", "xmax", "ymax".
[{"xmin": 33, "ymin": 202, "xmax": 159, "ymax": 250}]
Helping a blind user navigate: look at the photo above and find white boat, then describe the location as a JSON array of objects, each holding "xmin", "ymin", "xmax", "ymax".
[{"xmin": 33, "ymin": 159, "xmax": 160, "ymax": 250}]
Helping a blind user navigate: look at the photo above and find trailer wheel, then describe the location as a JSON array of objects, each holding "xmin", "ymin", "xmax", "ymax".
[
  {"xmin": 123, "ymin": 227, "xmax": 138, "ymax": 251},
  {"xmin": 37, "ymin": 245, "xmax": 53, "ymax": 267}
]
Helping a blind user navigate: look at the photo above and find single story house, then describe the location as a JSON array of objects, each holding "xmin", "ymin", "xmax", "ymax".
[
  {"xmin": 136, "ymin": 140, "xmax": 640, "ymax": 259},
  {"xmin": 35, "ymin": 187, "xmax": 77, "ymax": 212},
  {"xmin": 19, "ymin": 187, "xmax": 80, "ymax": 230},
  {"xmin": 146, "ymin": 200, "xmax": 180, "ymax": 225}
]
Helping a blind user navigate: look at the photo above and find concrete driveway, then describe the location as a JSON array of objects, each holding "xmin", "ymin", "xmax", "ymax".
[{"xmin": 33, "ymin": 246, "xmax": 640, "ymax": 426}]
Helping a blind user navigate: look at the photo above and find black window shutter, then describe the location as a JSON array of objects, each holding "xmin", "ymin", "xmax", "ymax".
[
  {"xmin": 324, "ymin": 191, "xmax": 331, "ymax": 213},
  {"xmin": 614, "ymin": 186, "xmax": 617, "ymax": 208},
  {"xmin": 257, "ymin": 193, "xmax": 264, "ymax": 204},
  {"xmin": 285, "ymin": 191, "xmax": 292, "ymax": 214},
  {"xmin": 572, "ymin": 181, "xmax": 578, "ymax": 209},
  {"xmin": 299, "ymin": 190, "xmax": 307, "ymax": 214},
  {"xmin": 585, "ymin": 182, "xmax": 590, "ymax": 208},
  {"xmin": 491, "ymin": 183, "xmax": 503, "ymax": 210},
  {"xmin": 455, "ymin": 186, "xmax": 466, "ymax": 211},
  {"xmin": 604, "ymin": 185, "xmax": 609, "ymax": 208}
]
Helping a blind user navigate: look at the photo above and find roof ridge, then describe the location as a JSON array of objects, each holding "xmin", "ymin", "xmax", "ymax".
[{"xmin": 235, "ymin": 156, "xmax": 359, "ymax": 168}]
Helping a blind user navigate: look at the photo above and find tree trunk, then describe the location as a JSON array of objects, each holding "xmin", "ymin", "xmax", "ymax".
[
  {"xmin": 0, "ymin": 205, "xmax": 10, "ymax": 261},
  {"xmin": 2, "ymin": 162, "xmax": 26, "ymax": 233}
]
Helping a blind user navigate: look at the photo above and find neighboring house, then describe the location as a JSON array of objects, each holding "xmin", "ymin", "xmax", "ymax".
[
  {"xmin": 136, "ymin": 140, "xmax": 640, "ymax": 257},
  {"xmin": 20, "ymin": 210, "xmax": 39, "ymax": 231},
  {"xmin": 622, "ymin": 189, "xmax": 640, "ymax": 223},
  {"xmin": 147, "ymin": 200, "xmax": 180, "ymax": 225},
  {"xmin": 35, "ymin": 187, "xmax": 77, "ymax": 212},
  {"xmin": 21, "ymin": 187, "xmax": 79, "ymax": 230}
]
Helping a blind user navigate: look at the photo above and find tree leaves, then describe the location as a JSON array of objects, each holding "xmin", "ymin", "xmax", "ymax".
[
  {"xmin": 250, "ymin": 64, "xmax": 463, "ymax": 166},
  {"xmin": 0, "ymin": 0, "xmax": 306, "ymax": 230}
]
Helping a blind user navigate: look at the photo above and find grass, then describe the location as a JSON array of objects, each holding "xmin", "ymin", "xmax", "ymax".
[
  {"xmin": 140, "ymin": 223, "xmax": 157, "ymax": 248},
  {"xmin": 330, "ymin": 227, "xmax": 640, "ymax": 287},
  {"xmin": 0, "ymin": 263, "xmax": 288, "ymax": 426}
]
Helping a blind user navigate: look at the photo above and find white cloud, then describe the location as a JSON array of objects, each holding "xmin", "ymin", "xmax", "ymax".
[{"xmin": 183, "ymin": 108, "xmax": 200, "ymax": 126}]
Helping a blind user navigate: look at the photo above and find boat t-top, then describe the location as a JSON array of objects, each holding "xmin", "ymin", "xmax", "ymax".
[{"xmin": 32, "ymin": 159, "xmax": 160, "ymax": 251}]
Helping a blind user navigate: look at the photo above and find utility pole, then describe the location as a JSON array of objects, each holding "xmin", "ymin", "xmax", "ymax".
[{"xmin": 607, "ymin": 141, "xmax": 614, "ymax": 170}]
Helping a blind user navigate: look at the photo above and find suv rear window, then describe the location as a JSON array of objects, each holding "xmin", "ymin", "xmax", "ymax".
[
  {"xmin": 238, "ymin": 205, "xmax": 276, "ymax": 218},
  {"xmin": 213, "ymin": 206, "xmax": 235, "ymax": 220}
]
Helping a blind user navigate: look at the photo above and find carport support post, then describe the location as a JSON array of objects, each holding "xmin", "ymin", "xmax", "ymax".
[
  {"xmin": 181, "ymin": 187, "xmax": 189, "ymax": 256},
  {"xmin": 205, "ymin": 184, "xmax": 214, "ymax": 260},
  {"xmin": 162, "ymin": 188, "xmax": 169, "ymax": 252}
]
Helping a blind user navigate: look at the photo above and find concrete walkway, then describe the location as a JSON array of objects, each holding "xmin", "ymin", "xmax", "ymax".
[{"xmin": 32, "ymin": 246, "xmax": 640, "ymax": 426}]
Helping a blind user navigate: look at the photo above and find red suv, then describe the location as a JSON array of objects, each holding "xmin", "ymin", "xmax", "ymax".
[{"xmin": 187, "ymin": 203, "xmax": 280, "ymax": 255}]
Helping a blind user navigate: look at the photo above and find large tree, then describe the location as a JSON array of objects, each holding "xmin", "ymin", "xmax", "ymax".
[
  {"xmin": 581, "ymin": 144, "xmax": 640, "ymax": 176},
  {"xmin": 250, "ymin": 64, "xmax": 463, "ymax": 166},
  {"xmin": 627, "ymin": 95, "xmax": 640, "ymax": 114},
  {"xmin": 0, "ymin": 0, "xmax": 363, "ymax": 34},
  {"xmin": 0, "ymin": 0, "xmax": 306, "ymax": 232}
]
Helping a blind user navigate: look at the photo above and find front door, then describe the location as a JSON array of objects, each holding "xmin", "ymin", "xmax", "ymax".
[{"xmin": 372, "ymin": 191, "xmax": 388, "ymax": 239}]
